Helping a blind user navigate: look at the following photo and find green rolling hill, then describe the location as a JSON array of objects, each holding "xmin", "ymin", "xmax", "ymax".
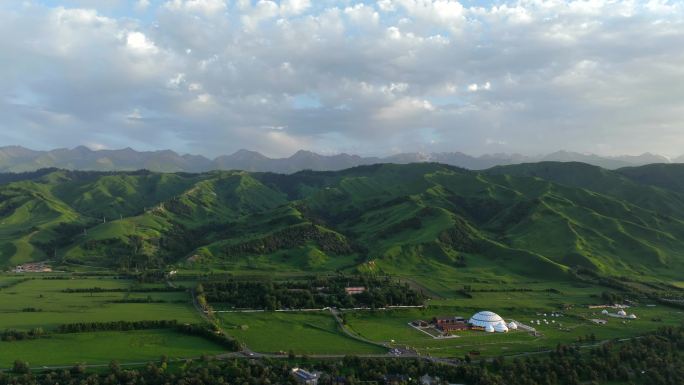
[{"xmin": 0, "ymin": 163, "xmax": 684, "ymax": 282}]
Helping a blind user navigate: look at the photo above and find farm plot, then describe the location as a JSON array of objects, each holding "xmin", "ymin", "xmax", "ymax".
[{"xmin": 0, "ymin": 276, "xmax": 201, "ymax": 330}]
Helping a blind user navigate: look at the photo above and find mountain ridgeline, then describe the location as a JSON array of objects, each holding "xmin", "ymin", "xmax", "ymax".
[
  {"xmin": 0, "ymin": 145, "xmax": 678, "ymax": 173},
  {"xmin": 2, "ymin": 162, "xmax": 684, "ymax": 281}
]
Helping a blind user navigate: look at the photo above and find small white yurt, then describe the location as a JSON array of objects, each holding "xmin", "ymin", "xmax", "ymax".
[
  {"xmin": 507, "ymin": 321, "xmax": 518, "ymax": 330},
  {"xmin": 494, "ymin": 322, "xmax": 509, "ymax": 333},
  {"xmin": 485, "ymin": 324, "xmax": 495, "ymax": 333}
]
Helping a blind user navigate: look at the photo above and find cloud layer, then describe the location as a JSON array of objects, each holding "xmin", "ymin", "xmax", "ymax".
[{"xmin": 1, "ymin": 0, "xmax": 683, "ymax": 157}]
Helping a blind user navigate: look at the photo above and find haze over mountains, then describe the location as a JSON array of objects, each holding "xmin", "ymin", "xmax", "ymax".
[{"xmin": 0, "ymin": 146, "xmax": 677, "ymax": 174}]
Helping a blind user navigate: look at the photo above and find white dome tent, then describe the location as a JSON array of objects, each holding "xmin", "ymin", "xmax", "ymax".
[
  {"xmin": 469, "ymin": 311, "xmax": 509, "ymax": 333},
  {"xmin": 494, "ymin": 323, "xmax": 509, "ymax": 333},
  {"xmin": 507, "ymin": 321, "xmax": 518, "ymax": 330}
]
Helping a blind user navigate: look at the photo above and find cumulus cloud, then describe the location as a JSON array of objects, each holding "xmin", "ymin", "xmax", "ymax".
[
  {"xmin": 135, "ymin": 0, "xmax": 150, "ymax": 11},
  {"xmin": 164, "ymin": 0, "xmax": 227, "ymax": 16},
  {"xmin": 125, "ymin": 31, "xmax": 158, "ymax": 55},
  {"xmin": 0, "ymin": 1, "xmax": 683, "ymax": 157},
  {"xmin": 467, "ymin": 82, "xmax": 491, "ymax": 92}
]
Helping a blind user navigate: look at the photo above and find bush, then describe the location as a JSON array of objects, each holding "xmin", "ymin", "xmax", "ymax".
[{"xmin": 12, "ymin": 360, "xmax": 29, "ymax": 374}]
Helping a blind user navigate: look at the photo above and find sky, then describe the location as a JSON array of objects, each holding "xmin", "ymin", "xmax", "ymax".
[{"xmin": 0, "ymin": 0, "xmax": 683, "ymax": 158}]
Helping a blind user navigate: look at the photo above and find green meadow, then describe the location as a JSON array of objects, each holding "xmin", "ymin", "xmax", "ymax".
[
  {"xmin": 342, "ymin": 285, "xmax": 684, "ymax": 358},
  {"xmin": 0, "ymin": 274, "xmax": 229, "ymax": 367},
  {"xmin": 218, "ymin": 311, "xmax": 385, "ymax": 355},
  {"xmin": 0, "ymin": 276, "xmax": 200, "ymax": 330},
  {"xmin": 0, "ymin": 329, "xmax": 225, "ymax": 367}
]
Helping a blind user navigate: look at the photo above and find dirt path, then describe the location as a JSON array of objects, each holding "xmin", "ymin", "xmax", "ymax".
[{"xmin": 329, "ymin": 308, "xmax": 389, "ymax": 350}]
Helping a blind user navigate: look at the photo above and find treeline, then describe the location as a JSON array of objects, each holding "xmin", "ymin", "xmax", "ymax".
[
  {"xmin": 56, "ymin": 320, "xmax": 179, "ymax": 333},
  {"xmin": 461, "ymin": 285, "xmax": 561, "ymax": 294},
  {"xmin": 62, "ymin": 286, "xmax": 185, "ymax": 293},
  {"xmin": 108, "ymin": 298, "xmax": 168, "ymax": 304},
  {"xmin": 1, "ymin": 328, "xmax": 46, "ymax": 341},
  {"xmin": 175, "ymin": 323, "xmax": 241, "ymax": 351},
  {"xmin": 202, "ymin": 275, "xmax": 426, "ymax": 310},
  {"xmin": 1, "ymin": 326, "xmax": 683, "ymax": 384}
]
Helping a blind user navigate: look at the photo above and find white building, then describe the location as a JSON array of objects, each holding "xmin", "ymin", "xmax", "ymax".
[
  {"xmin": 292, "ymin": 368, "xmax": 319, "ymax": 385},
  {"xmin": 469, "ymin": 311, "xmax": 509, "ymax": 333}
]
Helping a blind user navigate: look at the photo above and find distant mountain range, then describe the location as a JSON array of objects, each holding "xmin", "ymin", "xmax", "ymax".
[{"xmin": 0, "ymin": 145, "xmax": 677, "ymax": 173}]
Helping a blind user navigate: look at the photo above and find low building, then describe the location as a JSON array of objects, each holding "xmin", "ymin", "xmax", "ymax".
[
  {"xmin": 13, "ymin": 262, "xmax": 52, "ymax": 273},
  {"xmin": 432, "ymin": 316, "xmax": 468, "ymax": 332},
  {"xmin": 602, "ymin": 309, "xmax": 637, "ymax": 319},
  {"xmin": 345, "ymin": 287, "xmax": 366, "ymax": 295},
  {"xmin": 292, "ymin": 368, "xmax": 319, "ymax": 385},
  {"xmin": 383, "ymin": 374, "xmax": 409, "ymax": 385}
]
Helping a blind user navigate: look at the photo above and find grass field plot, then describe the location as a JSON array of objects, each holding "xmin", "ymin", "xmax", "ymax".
[
  {"xmin": 218, "ymin": 311, "xmax": 385, "ymax": 355},
  {"xmin": 0, "ymin": 277, "xmax": 201, "ymax": 330},
  {"xmin": 0, "ymin": 329, "xmax": 226, "ymax": 367}
]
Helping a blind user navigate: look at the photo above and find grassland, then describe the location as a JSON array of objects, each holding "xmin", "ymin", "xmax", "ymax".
[
  {"xmin": 0, "ymin": 329, "xmax": 225, "ymax": 367},
  {"xmin": 218, "ymin": 311, "xmax": 385, "ymax": 355},
  {"xmin": 193, "ymin": 276, "xmax": 684, "ymax": 360},
  {"xmin": 0, "ymin": 274, "xmax": 231, "ymax": 367},
  {"xmin": 342, "ymin": 283, "xmax": 684, "ymax": 358},
  {"xmin": 0, "ymin": 276, "xmax": 200, "ymax": 330},
  {"xmin": 0, "ymin": 271, "xmax": 681, "ymax": 364}
]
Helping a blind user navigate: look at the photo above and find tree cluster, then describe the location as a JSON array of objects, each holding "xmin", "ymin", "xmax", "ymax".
[
  {"xmin": 1, "ymin": 328, "xmax": 45, "ymax": 342},
  {"xmin": 222, "ymin": 224, "xmax": 353, "ymax": 257},
  {"xmin": 55, "ymin": 320, "xmax": 179, "ymax": 334},
  {"xmin": 62, "ymin": 286, "xmax": 185, "ymax": 293},
  {"xmin": 202, "ymin": 275, "xmax": 426, "ymax": 310}
]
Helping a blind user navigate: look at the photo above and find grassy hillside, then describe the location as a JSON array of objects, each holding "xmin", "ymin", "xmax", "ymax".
[
  {"xmin": 617, "ymin": 163, "xmax": 684, "ymax": 194},
  {"xmin": 1, "ymin": 163, "xmax": 684, "ymax": 282},
  {"xmin": 486, "ymin": 162, "xmax": 684, "ymax": 217}
]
